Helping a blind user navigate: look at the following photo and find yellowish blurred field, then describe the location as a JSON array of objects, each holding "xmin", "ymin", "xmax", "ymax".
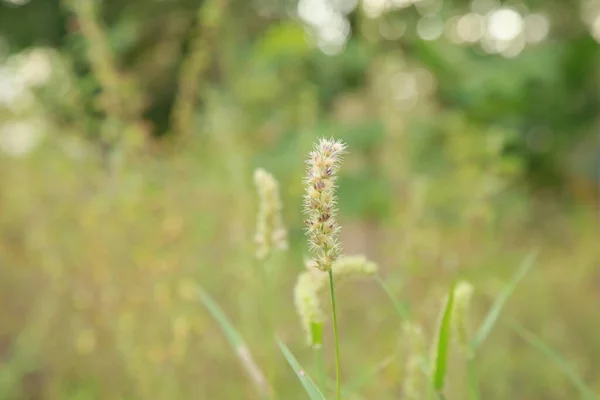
[{"xmin": 0, "ymin": 0, "xmax": 599, "ymax": 398}]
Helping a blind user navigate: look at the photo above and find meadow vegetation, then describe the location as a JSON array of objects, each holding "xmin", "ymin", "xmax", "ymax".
[{"xmin": 0, "ymin": 0, "xmax": 599, "ymax": 399}]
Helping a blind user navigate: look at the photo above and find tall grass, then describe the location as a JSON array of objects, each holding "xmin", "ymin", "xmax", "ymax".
[{"xmin": 0, "ymin": 1, "xmax": 598, "ymax": 399}]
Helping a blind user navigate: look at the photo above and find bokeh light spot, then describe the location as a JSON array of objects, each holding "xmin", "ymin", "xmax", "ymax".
[
  {"xmin": 457, "ymin": 13, "xmax": 485, "ymax": 43},
  {"xmin": 417, "ymin": 16, "xmax": 444, "ymax": 41},
  {"xmin": 487, "ymin": 8, "xmax": 523, "ymax": 41},
  {"xmin": 524, "ymin": 13, "xmax": 550, "ymax": 44}
]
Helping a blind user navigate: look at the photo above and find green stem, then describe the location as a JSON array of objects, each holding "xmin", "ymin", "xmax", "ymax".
[
  {"xmin": 315, "ymin": 346, "xmax": 325, "ymax": 394},
  {"xmin": 328, "ymin": 269, "xmax": 341, "ymax": 400},
  {"xmin": 261, "ymin": 257, "xmax": 277, "ymax": 399},
  {"xmin": 467, "ymin": 354, "xmax": 481, "ymax": 400}
]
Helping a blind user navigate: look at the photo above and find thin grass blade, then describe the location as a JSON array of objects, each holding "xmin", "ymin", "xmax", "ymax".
[
  {"xmin": 343, "ymin": 354, "xmax": 395, "ymax": 394},
  {"xmin": 276, "ymin": 336, "xmax": 326, "ymax": 400},
  {"xmin": 471, "ymin": 250, "xmax": 538, "ymax": 350},
  {"xmin": 374, "ymin": 275, "xmax": 411, "ymax": 320},
  {"xmin": 199, "ymin": 288, "xmax": 273, "ymax": 399},
  {"xmin": 513, "ymin": 323, "xmax": 598, "ymax": 400},
  {"xmin": 432, "ymin": 282, "xmax": 457, "ymax": 393},
  {"xmin": 199, "ymin": 288, "xmax": 243, "ymax": 346}
]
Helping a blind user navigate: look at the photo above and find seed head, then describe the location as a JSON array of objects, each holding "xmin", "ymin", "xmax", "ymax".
[
  {"xmin": 401, "ymin": 322, "xmax": 427, "ymax": 400},
  {"xmin": 254, "ymin": 168, "xmax": 287, "ymax": 260},
  {"xmin": 303, "ymin": 138, "xmax": 347, "ymax": 271},
  {"xmin": 294, "ymin": 269, "xmax": 327, "ymax": 347},
  {"xmin": 295, "ymin": 255, "xmax": 377, "ymax": 347},
  {"xmin": 331, "ymin": 255, "xmax": 377, "ymax": 284}
]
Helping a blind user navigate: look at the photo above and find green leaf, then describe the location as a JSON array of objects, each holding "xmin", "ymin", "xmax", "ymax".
[
  {"xmin": 432, "ymin": 282, "xmax": 457, "ymax": 392},
  {"xmin": 199, "ymin": 288, "xmax": 273, "ymax": 399},
  {"xmin": 512, "ymin": 323, "xmax": 598, "ymax": 400},
  {"xmin": 472, "ymin": 250, "xmax": 538, "ymax": 350},
  {"xmin": 276, "ymin": 336, "xmax": 326, "ymax": 400}
]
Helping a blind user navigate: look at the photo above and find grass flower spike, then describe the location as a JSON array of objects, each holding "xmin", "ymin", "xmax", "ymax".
[
  {"xmin": 303, "ymin": 138, "xmax": 347, "ymax": 272},
  {"xmin": 254, "ymin": 168, "xmax": 288, "ymax": 260},
  {"xmin": 401, "ymin": 322, "xmax": 427, "ymax": 400},
  {"xmin": 294, "ymin": 255, "xmax": 378, "ymax": 347},
  {"xmin": 294, "ymin": 269, "xmax": 327, "ymax": 347},
  {"xmin": 331, "ymin": 255, "xmax": 377, "ymax": 283},
  {"xmin": 303, "ymin": 138, "xmax": 346, "ymax": 400}
]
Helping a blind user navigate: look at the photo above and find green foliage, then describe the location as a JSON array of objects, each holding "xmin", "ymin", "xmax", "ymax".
[
  {"xmin": 431, "ymin": 282, "xmax": 456, "ymax": 393},
  {"xmin": 374, "ymin": 275, "xmax": 411, "ymax": 321},
  {"xmin": 276, "ymin": 337, "xmax": 326, "ymax": 400},
  {"xmin": 199, "ymin": 288, "xmax": 272, "ymax": 399},
  {"xmin": 199, "ymin": 288, "xmax": 245, "ymax": 348},
  {"xmin": 0, "ymin": 0, "xmax": 599, "ymax": 399},
  {"xmin": 513, "ymin": 324, "xmax": 598, "ymax": 400},
  {"xmin": 472, "ymin": 251, "xmax": 538, "ymax": 351}
]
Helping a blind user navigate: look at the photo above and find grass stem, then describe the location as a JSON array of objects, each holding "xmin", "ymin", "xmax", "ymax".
[
  {"xmin": 315, "ymin": 346, "xmax": 325, "ymax": 393},
  {"xmin": 328, "ymin": 269, "xmax": 342, "ymax": 400},
  {"xmin": 467, "ymin": 355, "xmax": 481, "ymax": 400}
]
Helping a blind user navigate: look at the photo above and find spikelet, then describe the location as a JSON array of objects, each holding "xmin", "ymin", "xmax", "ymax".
[
  {"xmin": 253, "ymin": 168, "xmax": 288, "ymax": 260},
  {"xmin": 401, "ymin": 322, "xmax": 427, "ymax": 400},
  {"xmin": 452, "ymin": 281, "xmax": 474, "ymax": 355},
  {"xmin": 303, "ymin": 138, "xmax": 347, "ymax": 271},
  {"xmin": 294, "ymin": 269, "xmax": 327, "ymax": 347},
  {"xmin": 331, "ymin": 255, "xmax": 378, "ymax": 283},
  {"xmin": 295, "ymin": 255, "xmax": 377, "ymax": 347}
]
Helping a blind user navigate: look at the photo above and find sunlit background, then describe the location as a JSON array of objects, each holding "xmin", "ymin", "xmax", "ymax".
[{"xmin": 0, "ymin": 0, "xmax": 599, "ymax": 399}]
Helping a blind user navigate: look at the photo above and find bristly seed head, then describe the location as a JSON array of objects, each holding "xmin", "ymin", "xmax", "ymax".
[
  {"xmin": 303, "ymin": 137, "xmax": 347, "ymax": 272},
  {"xmin": 254, "ymin": 168, "xmax": 288, "ymax": 260},
  {"xmin": 294, "ymin": 255, "xmax": 378, "ymax": 347},
  {"xmin": 401, "ymin": 322, "xmax": 427, "ymax": 400}
]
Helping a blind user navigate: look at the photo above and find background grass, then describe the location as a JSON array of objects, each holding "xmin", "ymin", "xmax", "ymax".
[{"xmin": 1, "ymin": 0, "xmax": 599, "ymax": 399}]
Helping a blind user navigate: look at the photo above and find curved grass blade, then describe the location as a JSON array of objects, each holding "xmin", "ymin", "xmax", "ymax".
[
  {"xmin": 471, "ymin": 250, "xmax": 538, "ymax": 351},
  {"xmin": 374, "ymin": 275, "xmax": 411, "ymax": 320},
  {"xmin": 418, "ymin": 353, "xmax": 445, "ymax": 399},
  {"xmin": 343, "ymin": 354, "xmax": 395, "ymax": 395},
  {"xmin": 275, "ymin": 336, "xmax": 326, "ymax": 400},
  {"xmin": 199, "ymin": 288, "xmax": 273, "ymax": 399},
  {"xmin": 512, "ymin": 323, "xmax": 598, "ymax": 400},
  {"xmin": 432, "ymin": 282, "xmax": 457, "ymax": 393}
]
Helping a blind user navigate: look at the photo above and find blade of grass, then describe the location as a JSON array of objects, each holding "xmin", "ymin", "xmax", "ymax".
[
  {"xmin": 512, "ymin": 323, "xmax": 598, "ymax": 400},
  {"xmin": 466, "ymin": 355, "xmax": 481, "ymax": 400},
  {"xmin": 199, "ymin": 288, "xmax": 273, "ymax": 399},
  {"xmin": 471, "ymin": 250, "xmax": 538, "ymax": 351},
  {"xmin": 275, "ymin": 336, "xmax": 326, "ymax": 400},
  {"xmin": 343, "ymin": 354, "xmax": 395, "ymax": 394},
  {"xmin": 418, "ymin": 358, "xmax": 445, "ymax": 400},
  {"xmin": 432, "ymin": 282, "xmax": 457, "ymax": 393},
  {"xmin": 314, "ymin": 346, "xmax": 325, "ymax": 394},
  {"xmin": 374, "ymin": 275, "xmax": 411, "ymax": 320}
]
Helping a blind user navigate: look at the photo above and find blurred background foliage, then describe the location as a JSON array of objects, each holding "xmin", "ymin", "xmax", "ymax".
[{"xmin": 0, "ymin": 0, "xmax": 599, "ymax": 399}]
